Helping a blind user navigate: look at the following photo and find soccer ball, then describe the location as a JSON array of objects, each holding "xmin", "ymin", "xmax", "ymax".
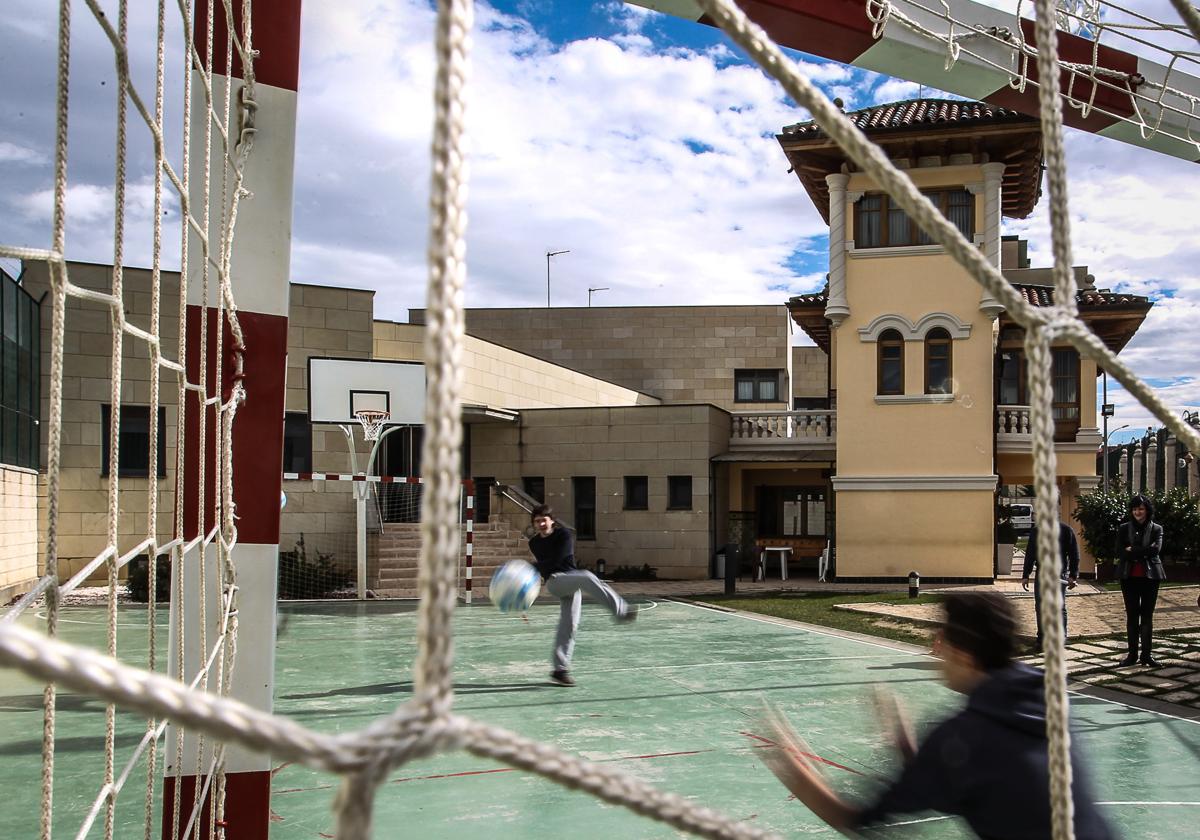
[{"xmin": 490, "ymin": 560, "xmax": 541, "ymax": 613}]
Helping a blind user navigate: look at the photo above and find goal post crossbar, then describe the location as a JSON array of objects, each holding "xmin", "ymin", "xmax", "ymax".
[{"xmin": 631, "ymin": 0, "xmax": 1200, "ymax": 162}]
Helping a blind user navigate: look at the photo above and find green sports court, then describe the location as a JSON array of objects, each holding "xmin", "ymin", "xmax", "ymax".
[{"xmin": 3, "ymin": 598, "xmax": 1199, "ymax": 838}]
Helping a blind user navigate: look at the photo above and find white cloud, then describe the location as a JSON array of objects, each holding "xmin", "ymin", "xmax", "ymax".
[
  {"xmin": 0, "ymin": 141, "xmax": 46, "ymax": 165},
  {"xmin": 286, "ymin": 0, "xmax": 826, "ymax": 314}
]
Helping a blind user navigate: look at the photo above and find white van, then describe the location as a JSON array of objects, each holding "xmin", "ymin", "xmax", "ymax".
[{"xmin": 1008, "ymin": 503, "xmax": 1033, "ymax": 533}]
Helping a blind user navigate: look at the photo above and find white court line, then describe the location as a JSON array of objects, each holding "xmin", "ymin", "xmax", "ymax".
[
  {"xmin": 1097, "ymin": 801, "xmax": 1200, "ymax": 806},
  {"xmin": 598, "ymin": 654, "xmax": 899, "ymax": 674},
  {"xmin": 673, "ymin": 600, "xmax": 1200, "ymax": 726},
  {"xmin": 670, "ymin": 598, "xmax": 929, "ymax": 656}
]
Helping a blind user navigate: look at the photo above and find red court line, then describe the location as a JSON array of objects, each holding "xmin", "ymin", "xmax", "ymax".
[
  {"xmin": 274, "ymin": 738, "xmax": 862, "ymax": 796},
  {"xmin": 273, "ymin": 747, "xmax": 717, "ymax": 795},
  {"xmin": 739, "ymin": 731, "xmax": 865, "ymax": 776}
]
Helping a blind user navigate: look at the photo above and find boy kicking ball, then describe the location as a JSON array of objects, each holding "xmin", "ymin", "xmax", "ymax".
[{"xmin": 527, "ymin": 504, "xmax": 637, "ymax": 686}]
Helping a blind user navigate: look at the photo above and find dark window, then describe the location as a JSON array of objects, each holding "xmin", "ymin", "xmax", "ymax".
[
  {"xmin": 100, "ymin": 405, "xmax": 167, "ymax": 478},
  {"xmin": 757, "ymin": 486, "xmax": 827, "ymax": 538},
  {"xmin": 793, "ymin": 397, "xmax": 829, "ymax": 410},
  {"xmin": 573, "ymin": 477, "xmax": 596, "ymax": 541},
  {"xmin": 856, "ymin": 189, "xmax": 975, "ymax": 248},
  {"xmin": 998, "ymin": 351, "xmax": 1024, "ymax": 405},
  {"xmin": 0, "ymin": 269, "xmax": 40, "ymax": 471},
  {"xmin": 924, "ymin": 328, "xmax": 953, "ymax": 394},
  {"xmin": 624, "ymin": 475, "xmax": 648, "ymax": 510},
  {"xmin": 877, "ymin": 329, "xmax": 904, "ymax": 396},
  {"xmin": 522, "ymin": 476, "xmax": 545, "ymax": 504},
  {"xmin": 667, "ymin": 475, "xmax": 692, "ymax": 510},
  {"xmin": 282, "ymin": 412, "xmax": 312, "ymax": 473},
  {"xmin": 1052, "ymin": 348, "xmax": 1080, "ymax": 442},
  {"xmin": 734, "ymin": 369, "xmax": 780, "ymax": 403}
]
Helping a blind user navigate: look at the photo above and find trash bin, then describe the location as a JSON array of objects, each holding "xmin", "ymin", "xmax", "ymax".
[
  {"xmin": 723, "ymin": 543, "xmax": 741, "ymax": 595},
  {"xmin": 714, "ymin": 551, "xmax": 726, "ymax": 580}
]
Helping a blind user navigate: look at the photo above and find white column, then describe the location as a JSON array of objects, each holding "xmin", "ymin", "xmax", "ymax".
[
  {"xmin": 1132, "ymin": 444, "xmax": 1144, "ymax": 492},
  {"xmin": 825, "ymin": 173, "xmax": 851, "ymax": 326},
  {"xmin": 1119, "ymin": 448, "xmax": 1129, "ymax": 488},
  {"xmin": 1163, "ymin": 435, "xmax": 1177, "ymax": 491},
  {"xmin": 979, "ymin": 161, "xmax": 1006, "ymax": 318},
  {"xmin": 1146, "ymin": 436, "xmax": 1158, "ymax": 492}
]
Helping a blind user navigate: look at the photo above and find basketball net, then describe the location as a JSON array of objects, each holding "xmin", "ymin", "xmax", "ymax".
[{"xmin": 354, "ymin": 409, "xmax": 391, "ymax": 441}]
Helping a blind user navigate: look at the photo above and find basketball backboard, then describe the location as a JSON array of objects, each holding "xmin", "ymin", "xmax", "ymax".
[{"xmin": 307, "ymin": 357, "xmax": 425, "ymax": 425}]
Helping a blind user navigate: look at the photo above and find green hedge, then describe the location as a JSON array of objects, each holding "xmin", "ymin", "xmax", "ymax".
[{"xmin": 1075, "ymin": 486, "xmax": 1200, "ymax": 564}]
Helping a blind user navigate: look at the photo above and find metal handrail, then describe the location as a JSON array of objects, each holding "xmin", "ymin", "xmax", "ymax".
[{"xmin": 494, "ymin": 484, "xmax": 575, "ymax": 534}]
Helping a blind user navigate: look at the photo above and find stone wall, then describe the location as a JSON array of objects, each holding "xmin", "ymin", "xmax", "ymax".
[
  {"xmin": 373, "ymin": 321, "xmax": 660, "ymax": 408},
  {"xmin": 20, "ymin": 261, "xmax": 376, "ymax": 581},
  {"xmin": 791, "ymin": 346, "xmax": 829, "ymax": 400},
  {"xmin": 0, "ymin": 466, "xmax": 38, "ymax": 601},
  {"xmin": 469, "ymin": 404, "xmax": 731, "ymax": 579},
  {"xmin": 409, "ymin": 305, "xmax": 792, "ymax": 411}
]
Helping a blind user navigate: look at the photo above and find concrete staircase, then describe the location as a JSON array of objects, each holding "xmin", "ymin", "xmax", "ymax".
[{"xmin": 369, "ymin": 521, "xmax": 528, "ymax": 600}]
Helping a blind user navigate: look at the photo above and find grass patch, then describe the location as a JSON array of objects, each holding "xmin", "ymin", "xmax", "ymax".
[{"xmin": 693, "ymin": 591, "xmax": 944, "ymax": 647}]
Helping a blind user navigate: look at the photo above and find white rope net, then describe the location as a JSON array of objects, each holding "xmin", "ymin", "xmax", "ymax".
[
  {"xmin": 865, "ymin": 0, "xmax": 1200, "ymax": 157},
  {"xmin": 2, "ymin": 1, "xmax": 1200, "ymax": 840},
  {"xmin": 0, "ymin": 0, "xmax": 258, "ymax": 837}
]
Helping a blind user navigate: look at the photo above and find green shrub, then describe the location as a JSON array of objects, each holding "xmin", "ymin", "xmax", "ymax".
[
  {"xmin": 608, "ymin": 563, "xmax": 657, "ymax": 581},
  {"xmin": 1075, "ymin": 486, "xmax": 1200, "ymax": 564},
  {"xmin": 277, "ymin": 534, "xmax": 354, "ymax": 599},
  {"xmin": 127, "ymin": 554, "xmax": 172, "ymax": 602}
]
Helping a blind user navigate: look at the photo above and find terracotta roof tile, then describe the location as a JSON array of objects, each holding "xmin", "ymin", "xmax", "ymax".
[
  {"xmin": 781, "ymin": 98, "xmax": 1031, "ymax": 138},
  {"xmin": 1012, "ymin": 284, "xmax": 1152, "ymax": 308}
]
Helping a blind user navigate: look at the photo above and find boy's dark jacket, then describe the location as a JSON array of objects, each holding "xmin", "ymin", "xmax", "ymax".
[{"xmin": 855, "ymin": 663, "xmax": 1114, "ymax": 840}]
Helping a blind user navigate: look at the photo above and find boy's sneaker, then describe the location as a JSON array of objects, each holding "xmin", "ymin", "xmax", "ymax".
[
  {"xmin": 549, "ymin": 670, "xmax": 575, "ymax": 687},
  {"xmin": 615, "ymin": 605, "xmax": 638, "ymax": 624}
]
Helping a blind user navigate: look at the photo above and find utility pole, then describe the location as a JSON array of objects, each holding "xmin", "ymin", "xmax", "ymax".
[{"xmin": 546, "ymin": 249, "xmax": 569, "ymax": 307}]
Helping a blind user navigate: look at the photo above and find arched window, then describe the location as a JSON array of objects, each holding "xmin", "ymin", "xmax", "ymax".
[
  {"xmin": 877, "ymin": 329, "xmax": 904, "ymax": 395},
  {"xmin": 924, "ymin": 327, "xmax": 953, "ymax": 394}
]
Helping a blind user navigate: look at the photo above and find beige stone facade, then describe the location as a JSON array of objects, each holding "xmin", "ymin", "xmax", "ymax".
[
  {"xmin": 470, "ymin": 405, "xmax": 729, "ymax": 579},
  {"xmin": 0, "ymin": 466, "xmax": 38, "ymax": 601},
  {"xmin": 16, "ymin": 262, "xmax": 383, "ymax": 582},
  {"xmin": 791, "ymin": 347, "xmax": 829, "ymax": 402},
  {"xmin": 373, "ymin": 321, "xmax": 659, "ymax": 409},
  {"xmin": 410, "ymin": 305, "xmax": 793, "ymax": 411}
]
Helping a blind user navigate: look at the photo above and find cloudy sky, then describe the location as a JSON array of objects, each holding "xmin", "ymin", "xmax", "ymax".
[{"xmin": 0, "ymin": 0, "xmax": 1196, "ymax": 442}]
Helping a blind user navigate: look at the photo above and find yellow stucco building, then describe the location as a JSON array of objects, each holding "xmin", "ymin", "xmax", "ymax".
[{"xmin": 782, "ymin": 99, "xmax": 1151, "ymax": 580}]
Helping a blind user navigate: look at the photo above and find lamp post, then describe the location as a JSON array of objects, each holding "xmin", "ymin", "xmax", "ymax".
[
  {"xmin": 587, "ymin": 286, "xmax": 609, "ymax": 307},
  {"xmin": 1102, "ymin": 423, "xmax": 1129, "ymax": 494},
  {"xmin": 546, "ymin": 249, "xmax": 569, "ymax": 307}
]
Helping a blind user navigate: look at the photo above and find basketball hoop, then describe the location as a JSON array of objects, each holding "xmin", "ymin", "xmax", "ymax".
[{"xmin": 354, "ymin": 409, "xmax": 390, "ymax": 441}]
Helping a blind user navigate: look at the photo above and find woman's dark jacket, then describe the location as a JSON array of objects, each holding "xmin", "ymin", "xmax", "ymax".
[{"xmin": 1115, "ymin": 519, "xmax": 1165, "ymax": 581}]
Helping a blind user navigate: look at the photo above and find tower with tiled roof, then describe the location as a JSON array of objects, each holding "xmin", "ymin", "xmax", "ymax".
[{"xmin": 776, "ymin": 98, "xmax": 1149, "ymax": 581}]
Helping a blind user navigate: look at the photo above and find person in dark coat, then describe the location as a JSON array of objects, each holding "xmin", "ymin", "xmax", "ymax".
[
  {"xmin": 1021, "ymin": 518, "xmax": 1080, "ymax": 652},
  {"xmin": 758, "ymin": 593, "xmax": 1114, "ymax": 840},
  {"xmin": 1115, "ymin": 493, "xmax": 1166, "ymax": 667}
]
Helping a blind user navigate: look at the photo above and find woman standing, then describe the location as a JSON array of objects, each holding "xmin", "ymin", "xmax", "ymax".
[{"xmin": 1116, "ymin": 494, "xmax": 1165, "ymax": 667}]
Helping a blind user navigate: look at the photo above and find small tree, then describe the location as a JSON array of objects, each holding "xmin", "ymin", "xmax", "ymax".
[
  {"xmin": 1073, "ymin": 487, "xmax": 1129, "ymax": 564},
  {"xmin": 1154, "ymin": 488, "xmax": 1200, "ymax": 562}
]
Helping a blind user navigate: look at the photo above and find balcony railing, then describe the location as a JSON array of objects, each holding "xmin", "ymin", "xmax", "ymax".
[
  {"xmin": 730, "ymin": 410, "xmax": 836, "ymax": 448},
  {"xmin": 996, "ymin": 405, "xmax": 1032, "ymax": 438}
]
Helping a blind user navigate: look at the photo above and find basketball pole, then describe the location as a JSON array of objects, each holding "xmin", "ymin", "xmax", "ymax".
[{"xmin": 166, "ymin": 2, "xmax": 302, "ymax": 839}]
